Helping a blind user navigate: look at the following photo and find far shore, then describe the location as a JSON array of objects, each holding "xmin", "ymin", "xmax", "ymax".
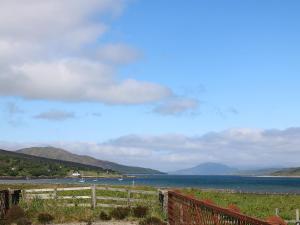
[{"xmin": 255, "ymin": 175, "xmax": 300, "ymax": 178}]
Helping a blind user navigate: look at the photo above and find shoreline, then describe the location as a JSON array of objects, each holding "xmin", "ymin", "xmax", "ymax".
[{"xmin": 0, "ymin": 175, "xmax": 135, "ymax": 180}]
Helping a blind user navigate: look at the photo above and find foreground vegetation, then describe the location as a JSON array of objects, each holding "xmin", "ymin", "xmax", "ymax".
[
  {"xmin": 1, "ymin": 184, "xmax": 164, "ymax": 224},
  {"xmin": 2, "ymin": 183, "xmax": 300, "ymax": 224},
  {"xmin": 184, "ymin": 188, "xmax": 300, "ymax": 220}
]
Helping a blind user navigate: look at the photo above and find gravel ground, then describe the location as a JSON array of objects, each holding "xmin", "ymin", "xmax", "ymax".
[{"xmin": 56, "ymin": 221, "xmax": 138, "ymax": 225}]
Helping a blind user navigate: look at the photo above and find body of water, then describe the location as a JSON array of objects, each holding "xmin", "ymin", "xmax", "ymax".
[{"xmin": 1, "ymin": 175, "xmax": 300, "ymax": 194}]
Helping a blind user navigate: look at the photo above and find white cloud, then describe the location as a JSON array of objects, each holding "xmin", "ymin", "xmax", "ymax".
[
  {"xmin": 2, "ymin": 59, "xmax": 171, "ymax": 104},
  {"xmin": 0, "ymin": 0, "xmax": 175, "ymax": 105},
  {"xmin": 97, "ymin": 43, "xmax": 142, "ymax": 64},
  {"xmin": 34, "ymin": 110, "xmax": 75, "ymax": 121},
  {"xmin": 1, "ymin": 127, "xmax": 300, "ymax": 171},
  {"xmin": 153, "ymin": 98, "xmax": 199, "ymax": 115}
]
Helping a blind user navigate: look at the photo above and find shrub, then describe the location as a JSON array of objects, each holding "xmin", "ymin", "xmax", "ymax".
[
  {"xmin": 37, "ymin": 213, "xmax": 54, "ymax": 224},
  {"xmin": 139, "ymin": 217, "xmax": 166, "ymax": 225},
  {"xmin": 99, "ymin": 211, "xmax": 111, "ymax": 221},
  {"xmin": 110, "ymin": 207, "xmax": 130, "ymax": 220},
  {"xmin": 5, "ymin": 205, "xmax": 25, "ymax": 224},
  {"xmin": 16, "ymin": 218, "xmax": 32, "ymax": 225},
  {"xmin": 132, "ymin": 206, "xmax": 149, "ymax": 218}
]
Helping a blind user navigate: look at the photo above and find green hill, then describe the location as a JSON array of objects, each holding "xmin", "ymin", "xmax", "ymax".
[
  {"xmin": 0, "ymin": 149, "xmax": 116, "ymax": 177},
  {"xmin": 17, "ymin": 146, "xmax": 164, "ymax": 174}
]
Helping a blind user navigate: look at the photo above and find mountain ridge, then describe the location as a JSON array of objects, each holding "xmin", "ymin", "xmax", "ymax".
[{"xmin": 17, "ymin": 146, "xmax": 163, "ymax": 175}]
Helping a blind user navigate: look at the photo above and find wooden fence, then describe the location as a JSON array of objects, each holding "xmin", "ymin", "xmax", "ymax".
[
  {"xmin": 23, "ymin": 185, "xmax": 158, "ymax": 209},
  {"xmin": 168, "ymin": 190, "xmax": 274, "ymax": 225},
  {"xmin": 0, "ymin": 190, "xmax": 9, "ymax": 219}
]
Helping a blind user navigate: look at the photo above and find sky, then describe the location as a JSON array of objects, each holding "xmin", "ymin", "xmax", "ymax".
[{"xmin": 0, "ymin": 0, "xmax": 300, "ymax": 172}]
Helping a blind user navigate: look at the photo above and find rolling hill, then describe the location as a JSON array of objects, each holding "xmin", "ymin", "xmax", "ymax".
[
  {"xmin": 17, "ymin": 146, "xmax": 163, "ymax": 174},
  {"xmin": 0, "ymin": 149, "xmax": 114, "ymax": 177}
]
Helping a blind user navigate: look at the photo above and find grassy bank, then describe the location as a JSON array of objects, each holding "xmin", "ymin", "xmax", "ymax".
[{"xmin": 183, "ymin": 188, "xmax": 300, "ymax": 220}]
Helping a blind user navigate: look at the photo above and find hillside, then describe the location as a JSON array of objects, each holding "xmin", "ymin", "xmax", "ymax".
[
  {"xmin": 271, "ymin": 167, "xmax": 300, "ymax": 176},
  {"xmin": 170, "ymin": 162, "xmax": 238, "ymax": 175},
  {"xmin": 236, "ymin": 168, "xmax": 283, "ymax": 176},
  {"xmin": 0, "ymin": 149, "xmax": 115, "ymax": 177},
  {"xmin": 17, "ymin": 147, "xmax": 163, "ymax": 174}
]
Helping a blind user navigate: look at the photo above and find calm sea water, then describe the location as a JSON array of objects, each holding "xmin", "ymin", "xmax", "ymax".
[{"xmin": 1, "ymin": 175, "xmax": 300, "ymax": 194}]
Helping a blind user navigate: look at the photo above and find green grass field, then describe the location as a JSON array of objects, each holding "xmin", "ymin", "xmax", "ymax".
[{"xmin": 183, "ymin": 188, "xmax": 300, "ymax": 220}]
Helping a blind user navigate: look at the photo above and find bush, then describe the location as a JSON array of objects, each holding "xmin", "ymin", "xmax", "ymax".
[
  {"xmin": 5, "ymin": 205, "xmax": 25, "ymax": 224},
  {"xmin": 99, "ymin": 211, "xmax": 111, "ymax": 221},
  {"xmin": 110, "ymin": 207, "xmax": 130, "ymax": 220},
  {"xmin": 16, "ymin": 218, "xmax": 32, "ymax": 225},
  {"xmin": 132, "ymin": 206, "xmax": 148, "ymax": 218},
  {"xmin": 139, "ymin": 217, "xmax": 166, "ymax": 225},
  {"xmin": 37, "ymin": 213, "xmax": 54, "ymax": 224}
]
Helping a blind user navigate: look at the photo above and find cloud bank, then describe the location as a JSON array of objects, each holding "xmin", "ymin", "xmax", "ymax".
[
  {"xmin": 1, "ymin": 127, "xmax": 300, "ymax": 171},
  {"xmin": 0, "ymin": 0, "xmax": 178, "ymax": 106}
]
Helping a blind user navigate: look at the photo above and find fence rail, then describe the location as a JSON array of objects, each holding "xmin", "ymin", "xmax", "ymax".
[
  {"xmin": 23, "ymin": 185, "xmax": 158, "ymax": 209},
  {"xmin": 168, "ymin": 190, "xmax": 273, "ymax": 225}
]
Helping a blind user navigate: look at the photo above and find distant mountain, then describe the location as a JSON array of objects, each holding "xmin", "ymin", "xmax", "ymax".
[
  {"xmin": 17, "ymin": 147, "xmax": 163, "ymax": 175},
  {"xmin": 170, "ymin": 162, "xmax": 238, "ymax": 175},
  {"xmin": 0, "ymin": 149, "xmax": 112, "ymax": 177}
]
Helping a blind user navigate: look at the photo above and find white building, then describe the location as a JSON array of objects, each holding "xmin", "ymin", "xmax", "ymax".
[{"xmin": 72, "ymin": 171, "xmax": 81, "ymax": 177}]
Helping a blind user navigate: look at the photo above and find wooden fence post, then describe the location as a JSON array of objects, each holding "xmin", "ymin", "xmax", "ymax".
[
  {"xmin": 275, "ymin": 208, "xmax": 279, "ymax": 216},
  {"xmin": 180, "ymin": 204, "xmax": 184, "ymax": 224},
  {"xmin": 91, "ymin": 185, "xmax": 96, "ymax": 209},
  {"xmin": 127, "ymin": 189, "xmax": 131, "ymax": 206},
  {"xmin": 53, "ymin": 188, "xmax": 57, "ymax": 200},
  {"xmin": 21, "ymin": 190, "xmax": 27, "ymax": 201},
  {"xmin": 296, "ymin": 209, "xmax": 299, "ymax": 225}
]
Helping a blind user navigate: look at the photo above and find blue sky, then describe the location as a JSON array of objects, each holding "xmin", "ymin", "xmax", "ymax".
[{"xmin": 0, "ymin": 0, "xmax": 300, "ymax": 171}]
